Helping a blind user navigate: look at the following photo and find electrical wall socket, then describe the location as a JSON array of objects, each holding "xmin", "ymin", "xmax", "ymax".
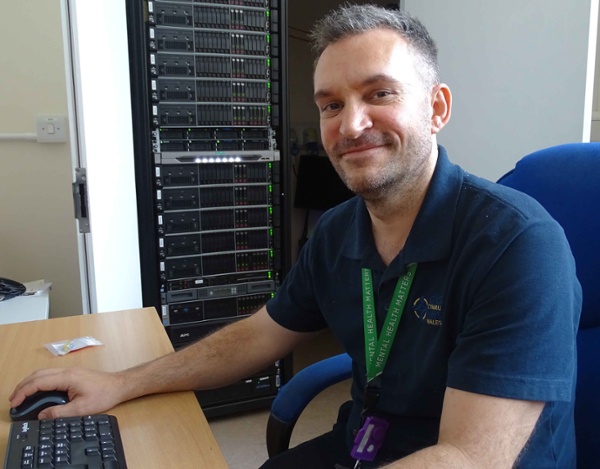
[{"xmin": 36, "ymin": 116, "xmax": 67, "ymax": 143}]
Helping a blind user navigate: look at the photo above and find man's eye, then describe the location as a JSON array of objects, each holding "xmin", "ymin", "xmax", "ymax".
[
  {"xmin": 321, "ymin": 102, "xmax": 342, "ymax": 113},
  {"xmin": 373, "ymin": 90, "xmax": 392, "ymax": 99}
]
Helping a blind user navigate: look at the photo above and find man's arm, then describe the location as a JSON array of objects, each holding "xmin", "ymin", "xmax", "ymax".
[
  {"xmin": 9, "ymin": 306, "xmax": 315, "ymax": 419},
  {"xmin": 382, "ymin": 387, "xmax": 544, "ymax": 469}
]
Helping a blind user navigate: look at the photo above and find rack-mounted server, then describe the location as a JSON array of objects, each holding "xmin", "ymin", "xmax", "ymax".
[{"xmin": 126, "ymin": 0, "xmax": 291, "ymax": 417}]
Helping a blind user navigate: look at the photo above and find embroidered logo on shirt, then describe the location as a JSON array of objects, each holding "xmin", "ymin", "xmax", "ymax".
[{"xmin": 412, "ymin": 297, "xmax": 443, "ymax": 326}]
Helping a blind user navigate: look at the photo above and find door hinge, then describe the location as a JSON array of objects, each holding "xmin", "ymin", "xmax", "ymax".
[{"xmin": 72, "ymin": 167, "xmax": 90, "ymax": 233}]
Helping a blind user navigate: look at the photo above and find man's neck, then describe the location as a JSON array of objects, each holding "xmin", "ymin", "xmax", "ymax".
[
  {"xmin": 368, "ymin": 199, "xmax": 421, "ymax": 266},
  {"xmin": 365, "ymin": 155, "xmax": 437, "ymax": 266}
]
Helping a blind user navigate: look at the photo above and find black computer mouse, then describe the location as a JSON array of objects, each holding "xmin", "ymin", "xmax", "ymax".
[{"xmin": 9, "ymin": 390, "xmax": 70, "ymax": 421}]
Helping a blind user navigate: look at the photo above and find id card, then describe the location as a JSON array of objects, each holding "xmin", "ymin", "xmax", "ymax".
[{"xmin": 350, "ymin": 415, "xmax": 389, "ymax": 462}]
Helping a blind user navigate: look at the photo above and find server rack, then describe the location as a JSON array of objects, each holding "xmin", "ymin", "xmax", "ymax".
[{"xmin": 125, "ymin": 0, "xmax": 292, "ymax": 417}]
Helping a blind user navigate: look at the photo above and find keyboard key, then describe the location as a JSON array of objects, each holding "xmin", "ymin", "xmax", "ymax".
[
  {"xmin": 54, "ymin": 454, "xmax": 70, "ymax": 464},
  {"xmin": 37, "ymin": 456, "xmax": 52, "ymax": 465},
  {"xmin": 86, "ymin": 447, "xmax": 101, "ymax": 456}
]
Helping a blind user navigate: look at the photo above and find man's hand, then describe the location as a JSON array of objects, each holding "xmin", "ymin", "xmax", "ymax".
[{"xmin": 9, "ymin": 367, "xmax": 127, "ymax": 419}]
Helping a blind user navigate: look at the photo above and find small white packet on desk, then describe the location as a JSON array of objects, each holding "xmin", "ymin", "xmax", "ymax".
[{"xmin": 45, "ymin": 336, "xmax": 103, "ymax": 356}]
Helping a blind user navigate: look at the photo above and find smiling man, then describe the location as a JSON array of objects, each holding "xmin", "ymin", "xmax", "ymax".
[
  {"xmin": 261, "ymin": 5, "xmax": 581, "ymax": 468},
  {"xmin": 9, "ymin": 5, "xmax": 581, "ymax": 469}
]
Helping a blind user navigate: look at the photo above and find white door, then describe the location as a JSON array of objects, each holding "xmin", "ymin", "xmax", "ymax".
[{"xmin": 62, "ymin": 0, "xmax": 143, "ymax": 313}]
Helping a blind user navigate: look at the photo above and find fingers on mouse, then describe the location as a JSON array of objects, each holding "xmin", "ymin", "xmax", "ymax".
[{"xmin": 9, "ymin": 391, "xmax": 70, "ymax": 421}]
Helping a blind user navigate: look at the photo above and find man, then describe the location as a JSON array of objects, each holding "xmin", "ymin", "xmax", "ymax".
[{"xmin": 10, "ymin": 5, "xmax": 581, "ymax": 468}]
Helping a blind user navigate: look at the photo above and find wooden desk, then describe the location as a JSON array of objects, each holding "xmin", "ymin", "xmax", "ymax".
[{"xmin": 0, "ymin": 308, "xmax": 228, "ymax": 468}]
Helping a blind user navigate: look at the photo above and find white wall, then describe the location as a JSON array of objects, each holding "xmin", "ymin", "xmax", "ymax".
[
  {"xmin": 0, "ymin": 0, "xmax": 83, "ymax": 318},
  {"xmin": 405, "ymin": 0, "xmax": 599, "ymax": 181},
  {"xmin": 591, "ymin": 4, "xmax": 600, "ymax": 140}
]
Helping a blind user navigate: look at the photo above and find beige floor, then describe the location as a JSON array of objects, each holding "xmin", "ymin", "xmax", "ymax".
[{"xmin": 209, "ymin": 331, "xmax": 351, "ymax": 469}]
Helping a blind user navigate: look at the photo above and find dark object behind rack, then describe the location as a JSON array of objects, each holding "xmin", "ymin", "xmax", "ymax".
[{"xmin": 294, "ymin": 155, "xmax": 354, "ymax": 211}]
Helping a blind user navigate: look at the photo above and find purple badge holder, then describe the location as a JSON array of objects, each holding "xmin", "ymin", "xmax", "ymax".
[{"xmin": 350, "ymin": 415, "xmax": 389, "ymax": 462}]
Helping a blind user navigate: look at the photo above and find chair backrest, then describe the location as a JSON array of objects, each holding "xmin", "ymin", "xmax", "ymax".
[{"xmin": 497, "ymin": 142, "xmax": 600, "ymax": 469}]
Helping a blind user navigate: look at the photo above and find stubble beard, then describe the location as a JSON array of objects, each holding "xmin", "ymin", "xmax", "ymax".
[{"xmin": 329, "ymin": 120, "xmax": 433, "ymax": 206}]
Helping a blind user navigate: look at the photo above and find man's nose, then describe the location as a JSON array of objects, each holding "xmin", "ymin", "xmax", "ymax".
[{"xmin": 339, "ymin": 103, "xmax": 372, "ymax": 139}]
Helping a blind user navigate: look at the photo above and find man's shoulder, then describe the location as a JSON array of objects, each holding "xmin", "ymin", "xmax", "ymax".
[
  {"xmin": 427, "ymin": 148, "xmax": 560, "ymax": 244},
  {"xmin": 459, "ymin": 171, "xmax": 556, "ymax": 226},
  {"xmin": 440, "ymin": 168, "xmax": 572, "ymax": 270}
]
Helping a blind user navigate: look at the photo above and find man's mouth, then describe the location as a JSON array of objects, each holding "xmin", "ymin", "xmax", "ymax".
[
  {"xmin": 340, "ymin": 144, "xmax": 384, "ymax": 158},
  {"xmin": 333, "ymin": 133, "xmax": 390, "ymax": 158}
]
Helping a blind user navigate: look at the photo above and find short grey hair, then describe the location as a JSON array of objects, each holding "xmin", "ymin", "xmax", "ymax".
[{"xmin": 309, "ymin": 4, "xmax": 440, "ymax": 88}]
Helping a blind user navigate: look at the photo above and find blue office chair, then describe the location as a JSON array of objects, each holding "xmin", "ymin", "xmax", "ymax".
[
  {"xmin": 497, "ymin": 142, "xmax": 600, "ymax": 469},
  {"xmin": 266, "ymin": 142, "xmax": 600, "ymax": 467},
  {"xmin": 266, "ymin": 352, "xmax": 352, "ymax": 456}
]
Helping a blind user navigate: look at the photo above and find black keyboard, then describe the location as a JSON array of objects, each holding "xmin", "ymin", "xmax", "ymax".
[{"xmin": 3, "ymin": 414, "xmax": 128, "ymax": 469}]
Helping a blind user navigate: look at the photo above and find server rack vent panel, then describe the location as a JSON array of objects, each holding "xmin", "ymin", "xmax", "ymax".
[{"xmin": 128, "ymin": 0, "xmax": 289, "ymax": 417}]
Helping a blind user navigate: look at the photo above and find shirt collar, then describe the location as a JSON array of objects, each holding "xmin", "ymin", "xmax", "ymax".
[{"xmin": 340, "ymin": 145, "xmax": 463, "ymax": 271}]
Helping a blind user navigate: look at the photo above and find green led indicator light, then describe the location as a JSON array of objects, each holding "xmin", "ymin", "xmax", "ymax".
[
  {"xmin": 270, "ymin": 250, "xmax": 274, "ymax": 257},
  {"xmin": 267, "ymin": 35, "xmax": 271, "ymax": 43},
  {"xmin": 267, "ymin": 11, "xmax": 270, "ymax": 17},
  {"xmin": 269, "ymin": 207, "xmax": 273, "ymax": 214},
  {"xmin": 267, "ymin": 59, "xmax": 271, "ymax": 66},
  {"xmin": 269, "ymin": 185, "xmax": 273, "ymax": 192},
  {"xmin": 269, "ymin": 162, "xmax": 272, "ymax": 168},
  {"xmin": 268, "ymin": 272, "xmax": 272, "ymax": 279}
]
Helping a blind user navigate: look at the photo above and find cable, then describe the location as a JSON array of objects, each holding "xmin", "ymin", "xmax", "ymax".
[
  {"xmin": 289, "ymin": 26, "xmax": 310, "ymax": 35},
  {"xmin": 289, "ymin": 34, "xmax": 309, "ymax": 43},
  {"xmin": 0, "ymin": 133, "xmax": 37, "ymax": 142}
]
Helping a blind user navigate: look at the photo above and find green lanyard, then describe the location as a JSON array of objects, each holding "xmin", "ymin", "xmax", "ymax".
[{"xmin": 362, "ymin": 263, "xmax": 417, "ymax": 383}]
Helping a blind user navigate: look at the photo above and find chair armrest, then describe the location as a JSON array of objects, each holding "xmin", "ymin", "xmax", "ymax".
[{"xmin": 266, "ymin": 353, "xmax": 352, "ymax": 457}]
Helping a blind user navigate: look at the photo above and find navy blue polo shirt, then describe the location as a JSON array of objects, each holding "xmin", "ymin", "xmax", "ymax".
[{"xmin": 267, "ymin": 146, "xmax": 581, "ymax": 468}]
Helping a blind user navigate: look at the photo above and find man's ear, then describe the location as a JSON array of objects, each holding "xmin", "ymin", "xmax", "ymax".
[{"xmin": 430, "ymin": 84, "xmax": 452, "ymax": 134}]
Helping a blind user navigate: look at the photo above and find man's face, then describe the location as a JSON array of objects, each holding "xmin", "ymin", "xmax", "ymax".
[{"xmin": 313, "ymin": 29, "xmax": 436, "ymax": 201}]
